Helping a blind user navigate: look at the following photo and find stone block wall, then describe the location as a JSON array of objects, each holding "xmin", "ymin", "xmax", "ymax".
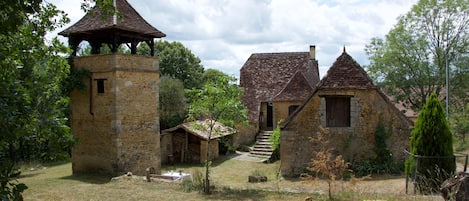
[
  {"xmin": 233, "ymin": 124, "xmax": 257, "ymax": 146},
  {"xmin": 273, "ymin": 101, "xmax": 303, "ymax": 127},
  {"xmin": 71, "ymin": 54, "xmax": 160, "ymax": 176}
]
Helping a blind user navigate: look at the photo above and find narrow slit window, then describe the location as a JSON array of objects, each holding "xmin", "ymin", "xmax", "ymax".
[{"xmin": 95, "ymin": 79, "xmax": 106, "ymax": 94}]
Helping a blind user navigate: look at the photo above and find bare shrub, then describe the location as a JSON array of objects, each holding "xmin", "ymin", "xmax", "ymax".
[{"xmin": 301, "ymin": 127, "xmax": 350, "ymax": 200}]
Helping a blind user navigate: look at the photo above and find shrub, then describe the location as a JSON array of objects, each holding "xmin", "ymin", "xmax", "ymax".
[{"xmin": 405, "ymin": 93, "xmax": 455, "ymax": 193}]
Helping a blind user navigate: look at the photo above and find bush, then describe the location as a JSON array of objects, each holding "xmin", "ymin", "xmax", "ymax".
[
  {"xmin": 0, "ymin": 161, "xmax": 27, "ymax": 201},
  {"xmin": 180, "ymin": 168, "xmax": 204, "ymax": 192},
  {"xmin": 405, "ymin": 93, "xmax": 455, "ymax": 193}
]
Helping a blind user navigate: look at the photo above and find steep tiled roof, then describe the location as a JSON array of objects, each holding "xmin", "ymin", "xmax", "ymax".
[
  {"xmin": 240, "ymin": 52, "xmax": 320, "ymax": 123},
  {"xmin": 59, "ymin": 0, "xmax": 165, "ymax": 43},
  {"xmin": 281, "ymin": 50, "xmax": 413, "ymax": 128},
  {"xmin": 318, "ymin": 51, "xmax": 375, "ymax": 89},
  {"xmin": 273, "ymin": 71, "xmax": 314, "ymax": 101}
]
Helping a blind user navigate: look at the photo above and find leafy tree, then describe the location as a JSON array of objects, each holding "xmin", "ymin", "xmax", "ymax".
[
  {"xmin": 405, "ymin": 93, "xmax": 455, "ymax": 193},
  {"xmin": 159, "ymin": 76, "xmax": 186, "ymax": 130},
  {"xmin": 1, "ymin": 0, "xmax": 73, "ymax": 199},
  {"xmin": 186, "ymin": 74, "xmax": 248, "ymax": 194},
  {"xmin": 154, "ymin": 40, "xmax": 205, "ymax": 89},
  {"xmin": 450, "ymin": 103, "xmax": 469, "ymax": 144},
  {"xmin": 202, "ymin": 69, "xmax": 231, "ymax": 85},
  {"xmin": 448, "ymin": 55, "xmax": 469, "ymax": 144},
  {"xmin": 365, "ymin": 0, "xmax": 469, "ymax": 111}
]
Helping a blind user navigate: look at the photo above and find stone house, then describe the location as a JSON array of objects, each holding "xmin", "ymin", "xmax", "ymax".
[
  {"xmin": 280, "ymin": 50, "xmax": 413, "ymax": 177},
  {"xmin": 239, "ymin": 46, "xmax": 320, "ymax": 137},
  {"xmin": 161, "ymin": 120, "xmax": 236, "ymax": 164},
  {"xmin": 59, "ymin": 0, "xmax": 165, "ymax": 176}
]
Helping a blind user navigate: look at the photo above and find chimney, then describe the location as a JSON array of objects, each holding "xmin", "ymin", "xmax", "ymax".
[{"xmin": 309, "ymin": 45, "xmax": 316, "ymax": 60}]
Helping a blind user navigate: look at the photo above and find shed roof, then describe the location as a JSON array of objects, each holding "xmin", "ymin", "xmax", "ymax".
[
  {"xmin": 59, "ymin": 0, "xmax": 165, "ymax": 43},
  {"xmin": 240, "ymin": 52, "xmax": 320, "ymax": 123},
  {"xmin": 162, "ymin": 120, "xmax": 236, "ymax": 140}
]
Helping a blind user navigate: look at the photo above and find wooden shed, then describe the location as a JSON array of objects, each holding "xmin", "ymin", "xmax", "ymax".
[{"xmin": 161, "ymin": 120, "xmax": 236, "ymax": 164}]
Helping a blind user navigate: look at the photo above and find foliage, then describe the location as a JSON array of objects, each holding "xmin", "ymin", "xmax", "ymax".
[
  {"xmin": 351, "ymin": 121, "xmax": 402, "ymax": 177},
  {"xmin": 153, "ymin": 40, "xmax": 205, "ymax": 89},
  {"xmin": 0, "ymin": 0, "xmax": 75, "ymax": 158},
  {"xmin": 353, "ymin": 161, "xmax": 403, "ymax": 177},
  {"xmin": 1, "ymin": 1, "xmax": 74, "ymax": 199},
  {"xmin": 76, "ymin": 43, "xmax": 128, "ymax": 56},
  {"xmin": 180, "ymin": 168, "xmax": 204, "ymax": 192},
  {"xmin": 159, "ymin": 76, "xmax": 186, "ymax": 130},
  {"xmin": 405, "ymin": 93, "xmax": 455, "ymax": 193},
  {"xmin": 365, "ymin": 0, "xmax": 469, "ymax": 111},
  {"xmin": 301, "ymin": 127, "xmax": 350, "ymax": 200},
  {"xmin": 450, "ymin": 103, "xmax": 469, "ymax": 144},
  {"xmin": 80, "ymin": 0, "xmax": 116, "ymax": 19},
  {"xmin": 186, "ymin": 74, "xmax": 248, "ymax": 194},
  {"xmin": 268, "ymin": 121, "xmax": 281, "ymax": 151},
  {"xmin": 0, "ymin": 161, "xmax": 27, "ymax": 201},
  {"xmin": 202, "ymin": 69, "xmax": 231, "ymax": 86},
  {"xmin": 374, "ymin": 122, "xmax": 392, "ymax": 164}
]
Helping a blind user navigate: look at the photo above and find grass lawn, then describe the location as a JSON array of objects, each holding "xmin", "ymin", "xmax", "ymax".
[{"xmin": 18, "ymin": 154, "xmax": 444, "ymax": 201}]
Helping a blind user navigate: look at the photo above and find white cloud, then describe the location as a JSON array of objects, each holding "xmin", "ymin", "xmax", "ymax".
[{"xmin": 49, "ymin": 0, "xmax": 418, "ymax": 79}]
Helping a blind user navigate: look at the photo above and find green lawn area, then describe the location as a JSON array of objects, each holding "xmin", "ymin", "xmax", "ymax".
[{"xmin": 18, "ymin": 154, "xmax": 444, "ymax": 201}]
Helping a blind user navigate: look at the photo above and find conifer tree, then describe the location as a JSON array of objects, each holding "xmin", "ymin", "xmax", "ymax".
[{"xmin": 405, "ymin": 93, "xmax": 455, "ymax": 193}]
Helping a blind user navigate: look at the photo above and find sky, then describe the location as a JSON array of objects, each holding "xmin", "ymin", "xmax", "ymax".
[{"xmin": 48, "ymin": 0, "xmax": 418, "ymax": 79}]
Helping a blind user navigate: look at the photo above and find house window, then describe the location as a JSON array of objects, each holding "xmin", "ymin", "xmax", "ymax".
[
  {"xmin": 95, "ymin": 79, "xmax": 106, "ymax": 94},
  {"xmin": 325, "ymin": 96, "xmax": 351, "ymax": 127},
  {"xmin": 288, "ymin": 105, "xmax": 299, "ymax": 116}
]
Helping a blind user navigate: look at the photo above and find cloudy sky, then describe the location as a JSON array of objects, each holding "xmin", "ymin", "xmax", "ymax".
[{"xmin": 49, "ymin": 0, "xmax": 418, "ymax": 79}]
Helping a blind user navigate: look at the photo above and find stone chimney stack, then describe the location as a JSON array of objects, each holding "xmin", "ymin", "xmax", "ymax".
[{"xmin": 309, "ymin": 45, "xmax": 316, "ymax": 60}]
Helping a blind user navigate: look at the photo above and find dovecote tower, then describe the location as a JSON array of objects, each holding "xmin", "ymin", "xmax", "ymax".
[{"xmin": 59, "ymin": 0, "xmax": 165, "ymax": 176}]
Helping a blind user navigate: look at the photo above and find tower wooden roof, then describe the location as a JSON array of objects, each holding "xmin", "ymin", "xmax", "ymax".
[{"xmin": 59, "ymin": 0, "xmax": 165, "ymax": 55}]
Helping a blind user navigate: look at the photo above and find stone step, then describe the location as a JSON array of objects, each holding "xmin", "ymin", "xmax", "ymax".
[
  {"xmin": 248, "ymin": 131, "xmax": 276, "ymax": 161},
  {"xmin": 250, "ymin": 151, "xmax": 273, "ymax": 156},
  {"xmin": 253, "ymin": 143, "xmax": 272, "ymax": 147},
  {"xmin": 257, "ymin": 135, "xmax": 272, "ymax": 140},
  {"xmin": 253, "ymin": 144, "xmax": 272, "ymax": 148},
  {"xmin": 256, "ymin": 139, "xmax": 272, "ymax": 143},
  {"xmin": 252, "ymin": 147, "xmax": 273, "ymax": 152}
]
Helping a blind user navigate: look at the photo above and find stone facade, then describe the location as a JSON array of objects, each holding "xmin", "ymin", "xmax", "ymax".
[
  {"xmin": 71, "ymin": 54, "xmax": 160, "ymax": 176},
  {"xmin": 272, "ymin": 101, "xmax": 303, "ymax": 126},
  {"xmin": 281, "ymin": 89, "xmax": 411, "ymax": 177},
  {"xmin": 280, "ymin": 51, "xmax": 412, "ymax": 177}
]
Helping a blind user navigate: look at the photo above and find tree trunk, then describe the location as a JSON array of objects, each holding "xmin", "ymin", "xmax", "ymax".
[{"xmin": 204, "ymin": 140, "xmax": 211, "ymax": 194}]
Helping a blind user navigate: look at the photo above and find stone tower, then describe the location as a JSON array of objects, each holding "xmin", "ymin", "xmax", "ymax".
[{"xmin": 59, "ymin": 0, "xmax": 165, "ymax": 176}]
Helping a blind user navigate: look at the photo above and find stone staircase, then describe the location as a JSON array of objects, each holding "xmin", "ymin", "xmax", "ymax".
[{"xmin": 249, "ymin": 131, "xmax": 274, "ymax": 161}]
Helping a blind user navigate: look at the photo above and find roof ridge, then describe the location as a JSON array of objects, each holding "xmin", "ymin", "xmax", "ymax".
[
  {"xmin": 318, "ymin": 51, "xmax": 375, "ymax": 89},
  {"xmin": 251, "ymin": 52, "xmax": 308, "ymax": 55}
]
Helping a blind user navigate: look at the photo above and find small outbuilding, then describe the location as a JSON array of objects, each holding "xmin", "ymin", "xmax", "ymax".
[{"xmin": 161, "ymin": 120, "xmax": 236, "ymax": 164}]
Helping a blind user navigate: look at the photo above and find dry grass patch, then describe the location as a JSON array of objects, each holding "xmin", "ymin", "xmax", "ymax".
[{"xmin": 18, "ymin": 155, "xmax": 444, "ymax": 201}]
